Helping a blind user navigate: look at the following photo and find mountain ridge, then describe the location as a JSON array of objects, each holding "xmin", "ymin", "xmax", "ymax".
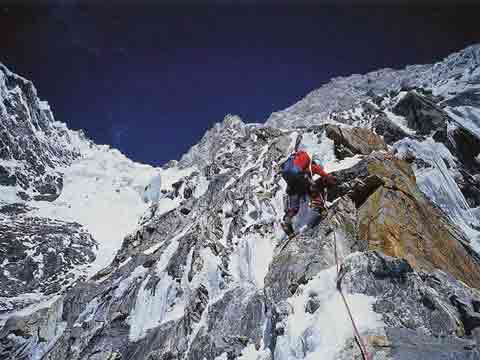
[{"xmin": 1, "ymin": 44, "xmax": 480, "ymax": 359}]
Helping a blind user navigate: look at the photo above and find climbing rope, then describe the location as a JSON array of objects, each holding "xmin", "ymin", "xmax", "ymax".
[{"xmin": 332, "ymin": 216, "xmax": 371, "ymax": 360}]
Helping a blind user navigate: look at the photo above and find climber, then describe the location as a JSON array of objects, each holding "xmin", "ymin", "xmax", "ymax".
[{"xmin": 280, "ymin": 150, "xmax": 336, "ymax": 237}]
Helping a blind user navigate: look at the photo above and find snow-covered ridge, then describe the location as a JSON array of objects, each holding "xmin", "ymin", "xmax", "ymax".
[{"xmin": 267, "ymin": 44, "xmax": 480, "ymax": 129}]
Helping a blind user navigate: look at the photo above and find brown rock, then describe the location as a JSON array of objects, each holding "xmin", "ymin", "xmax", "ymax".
[
  {"xmin": 367, "ymin": 335, "xmax": 391, "ymax": 348},
  {"xmin": 325, "ymin": 125, "xmax": 387, "ymax": 159},
  {"xmin": 356, "ymin": 153, "xmax": 480, "ymax": 288}
]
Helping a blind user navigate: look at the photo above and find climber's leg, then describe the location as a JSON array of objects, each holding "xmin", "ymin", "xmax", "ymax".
[
  {"xmin": 282, "ymin": 193, "xmax": 300, "ymax": 236},
  {"xmin": 309, "ymin": 178, "xmax": 327, "ymax": 217}
]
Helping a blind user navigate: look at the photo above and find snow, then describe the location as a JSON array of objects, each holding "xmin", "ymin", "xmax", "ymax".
[
  {"xmin": 274, "ymin": 265, "xmax": 383, "ymax": 360},
  {"xmin": 230, "ymin": 231, "xmax": 276, "ymax": 288},
  {"xmin": 30, "ymin": 143, "xmax": 158, "ymax": 276},
  {"xmin": 128, "ymin": 272, "xmax": 183, "ymax": 341},
  {"xmin": 39, "ymin": 101, "xmax": 50, "ymax": 111},
  {"xmin": 299, "ymin": 131, "xmax": 336, "ymax": 168},
  {"xmin": 237, "ymin": 344, "xmax": 271, "ymax": 360},
  {"xmin": 113, "ymin": 266, "xmax": 147, "ymax": 299},
  {"xmin": 23, "ymin": 125, "xmax": 197, "ymax": 279},
  {"xmin": 0, "ymin": 185, "xmax": 23, "ymax": 203},
  {"xmin": 445, "ymin": 105, "xmax": 480, "ymax": 139},
  {"xmin": 384, "ymin": 109, "xmax": 416, "ymax": 135},
  {"xmin": 324, "ymin": 155, "xmax": 363, "ymax": 173}
]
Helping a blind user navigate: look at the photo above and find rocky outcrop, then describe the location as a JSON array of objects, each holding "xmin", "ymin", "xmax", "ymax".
[
  {"xmin": 189, "ymin": 287, "xmax": 266, "ymax": 360},
  {"xmin": 338, "ymin": 252, "xmax": 480, "ymax": 359},
  {"xmin": 0, "ymin": 208, "xmax": 97, "ymax": 311},
  {"xmin": 330, "ymin": 151, "xmax": 480, "ymax": 288},
  {"xmin": 324, "ymin": 124, "xmax": 387, "ymax": 159},
  {"xmin": 264, "ymin": 197, "xmax": 360, "ymax": 305},
  {"xmin": 371, "ymin": 114, "xmax": 409, "ymax": 144},
  {"xmin": 392, "ymin": 91, "xmax": 448, "ymax": 135}
]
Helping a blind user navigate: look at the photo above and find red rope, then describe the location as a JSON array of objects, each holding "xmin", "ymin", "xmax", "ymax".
[{"xmin": 333, "ymin": 228, "xmax": 371, "ymax": 360}]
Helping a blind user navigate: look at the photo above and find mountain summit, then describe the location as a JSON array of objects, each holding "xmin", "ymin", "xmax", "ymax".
[{"xmin": 1, "ymin": 44, "xmax": 480, "ymax": 359}]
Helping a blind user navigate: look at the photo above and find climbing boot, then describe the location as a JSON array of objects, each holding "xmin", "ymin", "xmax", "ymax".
[{"xmin": 309, "ymin": 198, "xmax": 328, "ymax": 218}]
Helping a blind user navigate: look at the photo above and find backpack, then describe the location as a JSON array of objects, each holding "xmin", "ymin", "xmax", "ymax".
[
  {"xmin": 280, "ymin": 132, "xmax": 304, "ymax": 180},
  {"xmin": 280, "ymin": 153, "xmax": 301, "ymax": 180}
]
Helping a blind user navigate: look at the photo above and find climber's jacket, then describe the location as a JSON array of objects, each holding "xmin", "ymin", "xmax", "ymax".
[{"xmin": 281, "ymin": 150, "xmax": 335, "ymax": 184}]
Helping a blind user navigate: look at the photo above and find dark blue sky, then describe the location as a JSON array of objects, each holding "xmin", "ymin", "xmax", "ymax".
[{"xmin": 1, "ymin": 3, "xmax": 479, "ymax": 166}]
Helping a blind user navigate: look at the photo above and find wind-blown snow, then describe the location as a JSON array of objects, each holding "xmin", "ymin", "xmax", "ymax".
[{"xmin": 274, "ymin": 265, "xmax": 383, "ymax": 360}]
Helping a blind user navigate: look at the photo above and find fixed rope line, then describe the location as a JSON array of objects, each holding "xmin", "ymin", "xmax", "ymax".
[{"xmin": 332, "ymin": 218, "xmax": 371, "ymax": 360}]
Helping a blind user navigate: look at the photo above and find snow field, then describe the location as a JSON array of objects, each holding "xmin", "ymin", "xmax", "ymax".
[{"xmin": 274, "ymin": 265, "xmax": 383, "ymax": 360}]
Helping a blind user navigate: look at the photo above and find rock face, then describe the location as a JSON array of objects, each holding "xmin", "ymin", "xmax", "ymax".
[
  {"xmin": 266, "ymin": 44, "xmax": 480, "ymax": 129},
  {"xmin": 0, "ymin": 64, "xmax": 79, "ymax": 201},
  {"xmin": 392, "ymin": 91, "xmax": 448, "ymax": 135},
  {"xmin": 339, "ymin": 252, "xmax": 480, "ymax": 359},
  {"xmin": 0, "ymin": 63, "xmax": 157, "ymax": 322},
  {"xmin": 324, "ymin": 124, "xmax": 387, "ymax": 159},
  {"xmin": 0, "ymin": 207, "xmax": 97, "ymax": 308},
  {"xmin": 1, "ymin": 45, "xmax": 480, "ymax": 360},
  {"xmin": 330, "ymin": 151, "xmax": 480, "ymax": 288}
]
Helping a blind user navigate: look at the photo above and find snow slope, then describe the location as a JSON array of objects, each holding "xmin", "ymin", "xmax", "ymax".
[{"xmin": 30, "ymin": 139, "xmax": 157, "ymax": 275}]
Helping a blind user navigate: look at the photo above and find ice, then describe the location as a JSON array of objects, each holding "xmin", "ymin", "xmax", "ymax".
[
  {"xmin": 128, "ymin": 273, "xmax": 183, "ymax": 341},
  {"xmin": 384, "ymin": 109, "xmax": 416, "ymax": 135},
  {"xmin": 113, "ymin": 266, "xmax": 147, "ymax": 299},
  {"xmin": 0, "ymin": 294, "xmax": 62, "ymax": 324},
  {"xmin": 274, "ymin": 265, "xmax": 383, "ymax": 360},
  {"xmin": 194, "ymin": 173, "xmax": 210, "ymax": 198},
  {"xmin": 230, "ymin": 231, "xmax": 276, "ymax": 288},
  {"xmin": 143, "ymin": 172, "xmax": 162, "ymax": 202},
  {"xmin": 190, "ymin": 247, "xmax": 223, "ymax": 298},
  {"xmin": 39, "ymin": 101, "xmax": 50, "ymax": 111},
  {"xmin": 445, "ymin": 106, "xmax": 480, "ymax": 140},
  {"xmin": 393, "ymin": 138, "xmax": 480, "ymax": 251},
  {"xmin": 128, "ymin": 235, "xmax": 184, "ymax": 341}
]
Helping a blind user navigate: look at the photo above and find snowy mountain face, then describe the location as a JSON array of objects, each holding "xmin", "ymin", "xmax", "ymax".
[
  {"xmin": 0, "ymin": 64, "xmax": 162, "ymax": 316},
  {"xmin": 267, "ymin": 44, "xmax": 480, "ymax": 133},
  {"xmin": 1, "ymin": 44, "xmax": 480, "ymax": 360}
]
